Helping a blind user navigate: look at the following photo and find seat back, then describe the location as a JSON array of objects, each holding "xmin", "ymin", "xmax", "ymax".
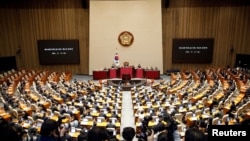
[
  {"xmin": 109, "ymin": 117, "xmax": 118, "ymax": 123},
  {"xmin": 174, "ymin": 113, "xmax": 183, "ymax": 123},
  {"xmin": 212, "ymin": 117, "xmax": 219, "ymax": 125},
  {"xmin": 185, "ymin": 111, "xmax": 193, "ymax": 120},
  {"xmin": 195, "ymin": 109, "xmax": 202, "ymax": 117},
  {"xmin": 64, "ymin": 113, "xmax": 72, "ymax": 121},
  {"xmin": 28, "ymin": 116, "xmax": 35, "ymax": 124},
  {"xmin": 53, "ymin": 111, "xmax": 61, "ymax": 117},
  {"xmin": 222, "ymin": 114, "xmax": 229, "ymax": 123},
  {"xmin": 36, "ymin": 119, "xmax": 44, "ymax": 128}
]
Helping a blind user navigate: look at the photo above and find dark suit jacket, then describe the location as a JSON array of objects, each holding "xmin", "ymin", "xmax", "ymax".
[{"xmin": 106, "ymin": 122, "xmax": 116, "ymax": 128}]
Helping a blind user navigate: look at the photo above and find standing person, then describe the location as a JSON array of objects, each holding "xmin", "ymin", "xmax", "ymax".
[
  {"xmin": 122, "ymin": 127, "xmax": 135, "ymax": 141},
  {"xmin": 0, "ymin": 117, "xmax": 25, "ymax": 141},
  {"xmin": 87, "ymin": 126, "xmax": 109, "ymax": 141},
  {"xmin": 184, "ymin": 127, "xmax": 207, "ymax": 141},
  {"xmin": 227, "ymin": 101, "xmax": 236, "ymax": 118},
  {"xmin": 157, "ymin": 132, "xmax": 170, "ymax": 141},
  {"xmin": 106, "ymin": 119, "xmax": 116, "ymax": 128},
  {"xmin": 38, "ymin": 119, "xmax": 67, "ymax": 141}
]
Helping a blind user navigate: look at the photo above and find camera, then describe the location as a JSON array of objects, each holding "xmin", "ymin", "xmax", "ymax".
[
  {"xmin": 136, "ymin": 114, "xmax": 178, "ymax": 141},
  {"xmin": 136, "ymin": 116, "xmax": 166, "ymax": 141}
]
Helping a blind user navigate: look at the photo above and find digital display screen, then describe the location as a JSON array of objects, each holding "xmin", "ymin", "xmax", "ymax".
[
  {"xmin": 37, "ymin": 40, "xmax": 80, "ymax": 65},
  {"xmin": 172, "ymin": 38, "xmax": 214, "ymax": 63}
]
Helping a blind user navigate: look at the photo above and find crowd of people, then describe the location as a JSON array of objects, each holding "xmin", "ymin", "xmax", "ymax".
[
  {"xmin": 0, "ymin": 67, "xmax": 250, "ymax": 141},
  {"xmin": 0, "ymin": 115, "xmax": 207, "ymax": 141}
]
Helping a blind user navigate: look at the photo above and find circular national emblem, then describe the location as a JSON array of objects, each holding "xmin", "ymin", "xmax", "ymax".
[{"xmin": 118, "ymin": 31, "xmax": 134, "ymax": 46}]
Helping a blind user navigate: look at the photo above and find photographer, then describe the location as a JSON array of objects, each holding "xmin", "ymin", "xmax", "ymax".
[
  {"xmin": 184, "ymin": 127, "xmax": 207, "ymax": 141},
  {"xmin": 87, "ymin": 126, "xmax": 109, "ymax": 141},
  {"xmin": 122, "ymin": 127, "xmax": 135, "ymax": 141},
  {"xmin": 136, "ymin": 116, "xmax": 164, "ymax": 141},
  {"xmin": 38, "ymin": 119, "xmax": 67, "ymax": 141},
  {"xmin": 162, "ymin": 113, "xmax": 181, "ymax": 141},
  {"xmin": 122, "ymin": 126, "xmax": 154, "ymax": 141},
  {"xmin": 157, "ymin": 131, "xmax": 169, "ymax": 141},
  {"xmin": 0, "ymin": 116, "xmax": 26, "ymax": 141},
  {"xmin": 136, "ymin": 113, "xmax": 181, "ymax": 141}
]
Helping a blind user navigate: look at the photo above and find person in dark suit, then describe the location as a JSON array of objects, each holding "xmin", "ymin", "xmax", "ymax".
[
  {"xmin": 102, "ymin": 103, "xmax": 109, "ymax": 109},
  {"xmin": 87, "ymin": 126, "xmax": 109, "ymax": 141},
  {"xmin": 39, "ymin": 119, "xmax": 67, "ymax": 141},
  {"xmin": 99, "ymin": 110, "xmax": 107, "ymax": 120},
  {"xmin": 185, "ymin": 127, "xmax": 207, "ymax": 141},
  {"xmin": 110, "ymin": 111, "xmax": 119, "ymax": 119},
  {"xmin": 209, "ymin": 98, "xmax": 219, "ymax": 112},
  {"xmin": 0, "ymin": 117, "xmax": 25, "ymax": 141},
  {"xmin": 106, "ymin": 119, "xmax": 116, "ymax": 128},
  {"xmin": 227, "ymin": 101, "xmax": 236, "ymax": 118},
  {"xmin": 122, "ymin": 127, "xmax": 136, "ymax": 141},
  {"xmin": 150, "ymin": 109, "xmax": 157, "ymax": 117},
  {"xmin": 77, "ymin": 129, "xmax": 88, "ymax": 141},
  {"xmin": 234, "ymin": 117, "xmax": 241, "ymax": 125}
]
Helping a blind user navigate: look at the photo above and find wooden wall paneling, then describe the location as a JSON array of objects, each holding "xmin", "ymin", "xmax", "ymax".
[
  {"xmin": 0, "ymin": 9, "xmax": 18, "ymax": 56},
  {"xmin": 162, "ymin": 1, "xmax": 250, "ymax": 72},
  {"xmin": 0, "ymin": 0, "xmax": 90, "ymax": 74},
  {"xmin": 233, "ymin": 7, "xmax": 250, "ymax": 53}
]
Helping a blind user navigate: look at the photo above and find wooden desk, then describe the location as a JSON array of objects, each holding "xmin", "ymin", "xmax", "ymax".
[
  {"xmin": 93, "ymin": 70, "xmax": 108, "ymax": 80},
  {"xmin": 0, "ymin": 109, "xmax": 11, "ymax": 121},
  {"xmin": 96, "ymin": 122, "xmax": 120, "ymax": 127},
  {"xmin": 40, "ymin": 101, "xmax": 50, "ymax": 109},
  {"xmin": 73, "ymin": 110, "xmax": 80, "ymax": 120},
  {"xmin": 81, "ymin": 120, "xmax": 120, "ymax": 128},
  {"xmin": 50, "ymin": 116, "xmax": 59, "ymax": 121},
  {"xmin": 186, "ymin": 116, "xmax": 198, "ymax": 127},
  {"xmin": 245, "ymin": 112, "xmax": 250, "ymax": 119},
  {"xmin": 136, "ymin": 121, "xmax": 158, "ymax": 128},
  {"xmin": 159, "ymin": 85, "xmax": 168, "ymax": 91},
  {"xmin": 29, "ymin": 93, "xmax": 40, "ymax": 102},
  {"xmin": 168, "ymin": 80, "xmax": 188, "ymax": 94},
  {"xmin": 135, "ymin": 68, "xmax": 144, "ymax": 78},
  {"xmin": 206, "ymin": 92, "xmax": 224, "ymax": 107},
  {"xmin": 119, "ymin": 67, "xmax": 134, "ymax": 78},
  {"xmin": 80, "ymin": 120, "xmax": 94, "ymax": 127},
  {"xmin": 178, "ymin": 108, "xmax": 187, "ymax": 113},
  {"xmin": 19, "ymin": 103, "xmax": 32, "ymax": 116},
  {"xmin": 144, "ymin": 70, "xmax": 160, "ymax": 79},
  {"xmin": 223, "ymin": 93, "xmax": 245, "ymax": 114},
  {"xmin": 109, "ymin": 69, "xmax": 118, "ymax": 79},
  {"xmin": 66, "ymin": 102, "xmax": 84, "ymax": 107},
  {"xmin": 122, "ymin": 74, "xmax": 131, "ymax": 82},
  {"xmin": 90, "ymin": 112, "xmax": 121, "ymax": 118},
  {"xmin": 69, "ymin": 131, "xmax": 80, "ymax": 138},
  {"xmin": 152, "ymin": 82, "xmax": 160, "ymax": 88},
  {"xmin": 52, "ymin": 95, "xmax": 63, "ymax": 104},
  {"xmin": 136, "ymin": 121, "xmax": 167, "ymax": 134},
  {"xmin": 190, "ymin": 88, "xmax": 210, "ymax": 103}
]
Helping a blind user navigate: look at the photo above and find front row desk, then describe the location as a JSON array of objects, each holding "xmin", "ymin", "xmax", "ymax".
[{"xmin": 93, "ymin": 67, "xmax": 160, "ymax": 80}]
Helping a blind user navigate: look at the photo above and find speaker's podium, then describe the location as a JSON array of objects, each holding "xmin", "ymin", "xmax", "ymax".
[
  {"xmin": 122, "ymin": 74, "xmax": 131, "ymax": 82},
  {"xmin": 121, "ymin": 74, "xmax": 132, "ymax": 91},
  {"xmin": 119, "ymin": 67, "xmax": 134, "ymax": 78}
]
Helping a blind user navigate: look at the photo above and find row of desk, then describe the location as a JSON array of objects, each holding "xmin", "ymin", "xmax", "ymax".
[{"xmin": 93, "ymin": 67, "xmax": 160, "ymax": 80}]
